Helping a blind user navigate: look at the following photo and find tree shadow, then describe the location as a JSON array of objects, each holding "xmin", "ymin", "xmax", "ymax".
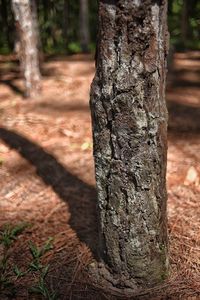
[
  {"xmin": 0, "ymin": 127, "xmax": 98, "ymax": 257},
  {"xmin": 171, "ymin": 80, "xmax": 200, "ymax": 88},
  {"xmin": 41, "ymin": 66, "xmax": 62, "ymax": 77},
  {"xmin": 167, "ymin": 99, "xmax": 200, "ymax": 134},
  {"xmin": 0, "ymin": 78, "xmax": 24, "ymax": 96},
  {"xmin": 173, "ymin": 69, "xmax": 200, "ymax": 75},
  {"xmin": 32, "ymin": 101, "xmax": 90, "ymax": 114},
  {"xmin": 41, "ymin": 62, "xmax": 95, "ymax": 78},
  {"xmin": 174, "ymin": 52, "xmax": 200, "ymax": 61},
  {"xmin": 44, "ymin": 53, "xmax": 94, "ymax": 63}
]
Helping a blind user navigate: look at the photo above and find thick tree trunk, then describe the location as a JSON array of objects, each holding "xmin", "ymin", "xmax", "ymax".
[
  {"xmin": 90, "ymin": 0, "xmax": 169, "ymax": 291},
  {"xmin": 11, "ymin": 0, "xmax": 41, "ymax": 98},
  {"xmin": 79, "ymin": 0, "xmax": 90, "ymax": 53}
]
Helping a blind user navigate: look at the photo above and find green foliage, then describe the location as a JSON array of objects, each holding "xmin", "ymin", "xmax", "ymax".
[
  {"xmin": 168, "ymin": 0, "xmax": 200, "ymax": 50},
  {"xmin": 0, "ymin": 0, "xmax": 98, "ymax": 54},
  {"xmin": 67, "ymin": 42, "xmax": 81, "ymax": 54},
  {"xmin": 0, "ymin": 46, "xmax": 10, "ymax": 55},
  {"xmin": 37, "ymin": 0, "xmax": 97, "ymax": 55},
  {"xmin": 0, "ymin": 224, "xmax": 57, "ymax": 299},
  {"xmin": 29, "ymin": 238, "xmax": 53, "ymax": 272},
  {"xmin": 28, "ymin": 238, "xmax": 57, "ymax": 300},
  {"xmin": 29, "ymin": 270, "xmax": 58, "ymax": 300},
  {"xmin": 30, "ymin": 237, "xmax": 53, "ymax": 259},
  {"xmin": 0, "ymin": 0, "xmax": 199, "ymax": 54},
  {"xmin": 0, "ymin": 223, "xmax": 28, "ymax": 296},
  {"xmin": 0, "ymin": 223, "xmax": 28, "ymax": 248},
  {"xmin": 13, "ymin": 265, "xmax": 26, "ymax": 279}
]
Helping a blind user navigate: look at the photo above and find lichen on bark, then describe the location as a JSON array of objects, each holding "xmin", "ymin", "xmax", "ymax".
[{"xmin": 90, "ymin": 0, "xmax": 169, "ymax": 290}]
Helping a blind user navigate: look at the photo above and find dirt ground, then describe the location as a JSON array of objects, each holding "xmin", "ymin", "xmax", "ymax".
[{"xmin": 0, "ymin": 52, "xmax": 199, "ymax": 299}]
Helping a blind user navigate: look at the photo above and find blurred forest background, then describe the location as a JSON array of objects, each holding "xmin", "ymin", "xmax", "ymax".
[{"xmin": 0, "ymin": 0, "xmax": 199, "ymax": 55}]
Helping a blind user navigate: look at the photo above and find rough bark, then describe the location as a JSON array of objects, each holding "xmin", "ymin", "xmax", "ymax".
[
  {"xmin": 11, "ymin": 0, "xmax": 41, "ymax": 98},
  {"xmin": 90, "ymin": 0, "xmax": 169, "ymax": 291},
  {"xmin": 79, "ymin": 0, "xmax": 90, "ymax": 53}
]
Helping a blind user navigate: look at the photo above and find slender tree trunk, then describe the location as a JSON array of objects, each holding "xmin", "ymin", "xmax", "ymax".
[
  {"xmin": 11, "ymin": 0, "xmax": 41, "ymax": 98},
  {"xmin": 42, "ymin": 0, "xmax": 50, "ymax": 48},
  {"xmin": 181, "ymin": 0, "xmax": 189, "ymax": 48},
  {"xmin": 30, "ymin": 0, "xmax": 43, "ymax": 63},
  {"xmin": 42, "ymin": 0, "xmax": 49, "ymax": 24},
  {"xmin": 30, "ymin": 0, "xmax": 41, "ymax": 51},
  {"xmin": 1, "ymin": 0, "xmax": 12, "ymax": 48},
  {"xmin": 90, "ymin": 0, "xmax": 169, "ymax": 292},
  {"xmin": 168, "ymin": 0, "xmax": 173, "ymax": 14},
  {"xmin": 79, "ymin": 0, "xmax": 90, "ymax": 53},
  {"xmin": 63, "ymin": 0, "xmax": 69, "ymax": 48}
]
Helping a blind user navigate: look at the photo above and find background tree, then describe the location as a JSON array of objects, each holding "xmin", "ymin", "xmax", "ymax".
[
  {"xmin": 63, "ymin": 0, "xmax": 69, "ymax": 48},
  {"xmin": 181, "ymin": 0, "xmax": 189, "ymax": 47},
  {"xmin": 30, "ymin": 0, "xmax": 41, "ymax": 52},
  {"xmin": 0, "ymin": 0, "xmax": 199, "ymax": 55},
  {"xmin": 79, "ymin": 0, "xmax": 90, "ymax": 53},
  {"xmin": 168, "ymin": 0, "xmax": 200, "ymax": 50},
  {"xmin": 11, "ymin": 0, "xmax": 41, "ymax": 98},
  {"xmin": 0, "ymin": 0, "xmax": 14, "ymax": 53},
  {"xmin": 90, "ymin": 0, "xmax": 169, "ymax": 292},
  {"xmin": 1, "ymin": 0, "xmax": 12, "ymax": 49}
]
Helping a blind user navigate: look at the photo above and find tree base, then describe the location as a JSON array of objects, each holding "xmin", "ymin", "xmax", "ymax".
[{"xmin": 87, "ymin": 261, "xmax": 144, "ymax": 298}]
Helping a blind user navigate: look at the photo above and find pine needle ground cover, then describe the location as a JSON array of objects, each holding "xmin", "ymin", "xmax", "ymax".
[{"xmin": 0, "ymin": 52, "xmax": 199, "ymax": 299}]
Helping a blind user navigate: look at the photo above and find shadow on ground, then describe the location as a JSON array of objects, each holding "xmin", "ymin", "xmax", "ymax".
[
  {"xmin": 0, "ymin": 127, "xmax": 98, "ymax": 258},
  {"xmin": 167, "ymin": 100, "xmax": 200, "ymax": 134},
  {"xmin": 0, "ymin": 78, "xmax": 24, "ymax": 96},
  {"xmin": 33, "ymin": 101, "xmax": 90, "ymax": 114}
]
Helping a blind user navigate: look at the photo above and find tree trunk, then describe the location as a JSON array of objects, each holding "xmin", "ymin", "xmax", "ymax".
[
  {"xmin": 42, "ymin": 0, "xmax": 49, "ymax": 24},
  {"xmin": 11, "ymin": 0, "xmax": 41, "ymax": 98},
  {"xmin": 79, "ymin": 0, "xmax": 90, "ymax": 53},
  {"xmin": 30, "ymin": 0, "xmax": 41, "ymax": 51},
  {"xmin": 30, "ymin": 0, "xmax": 43, "ymax": 63},
  {"xmin": 63, "ymin": 0, "xmax": 69, "ymax": 48},
  {"xmin": 181, "ymin": 0, "xmax": 189, "ymax": 48},
  {"xmin": 1, "ymin": 0, "xmax": 12, "ymax": 48},
  {"xmin": 90, "ymin": 0, "xmax": 169, "ymax": 291}
]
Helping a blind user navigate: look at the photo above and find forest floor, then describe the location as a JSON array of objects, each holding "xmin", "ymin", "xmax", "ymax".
[{"xmin": 0, "ymin": 52, "xmax": 199, "ymax": 300}]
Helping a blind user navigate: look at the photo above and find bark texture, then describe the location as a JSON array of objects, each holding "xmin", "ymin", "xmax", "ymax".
[
  {"xmin": 79, "ymin": 0, "xmax": 90, "ymax": 53},
  {"xmin": 90, "ymin": 0, "xmax": 169, "ymax": 289},
  {"xmin": 12, "ymin": 0, "xmax": 41, "ymax": 98}
]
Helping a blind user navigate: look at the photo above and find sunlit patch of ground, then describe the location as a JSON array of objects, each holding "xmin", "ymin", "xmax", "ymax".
[{"xmin": 0, "ymin": 52, "xmax": 199, "ymax": 299}]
